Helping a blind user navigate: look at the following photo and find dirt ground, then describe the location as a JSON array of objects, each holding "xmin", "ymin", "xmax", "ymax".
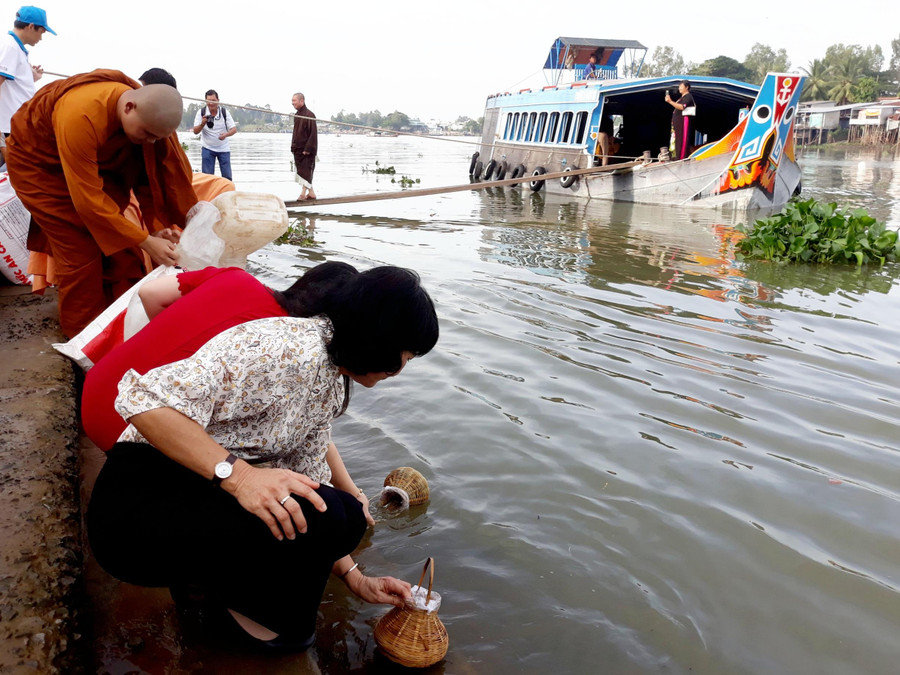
[{"xmin": 0, "ymin": 285, "xmax": 83, "ymax": 673}]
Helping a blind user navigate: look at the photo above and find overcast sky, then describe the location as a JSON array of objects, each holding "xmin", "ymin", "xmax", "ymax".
[{"xmin": 24, "ymin": 0, "xmax": 897, "ymax": 123}]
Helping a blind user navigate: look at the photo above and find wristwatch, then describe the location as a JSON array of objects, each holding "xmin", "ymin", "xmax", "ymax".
[{"xmin": 211, "ymin": 453, "xmax": 238, "ymax": 486}]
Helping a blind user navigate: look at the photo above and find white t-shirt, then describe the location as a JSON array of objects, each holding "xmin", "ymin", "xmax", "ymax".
[
  {"xmin": 0, "ymin": 32, "xmax": 36, "ymax": 134},
  {"xmin": 193, "ymin": 106, "xmax": 236, "ymax": 152}
]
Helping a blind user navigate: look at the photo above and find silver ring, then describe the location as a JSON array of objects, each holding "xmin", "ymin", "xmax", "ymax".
[{"xmin": 279, "ymin": 495, "xmax": 291, "ymax": 506}]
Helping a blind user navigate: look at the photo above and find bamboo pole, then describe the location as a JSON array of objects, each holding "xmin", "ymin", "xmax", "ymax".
[{"xmin": 284, "ymin": 161, "xmax": 645, "ymax": 208}]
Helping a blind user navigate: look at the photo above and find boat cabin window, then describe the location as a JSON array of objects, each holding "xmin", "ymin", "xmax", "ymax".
[
  {"xmin": 516, "ymin": 113, "xmax": 526, "ymax": 141},
  {"xmin": 503, "ymin": 114, "xmax": 513, "ymax": 140},
  {"xmin": 546, "ymin": 112, "xmax": 559, "ymax": 143},
  {"xmin": 559, "ymin": 112, "xmax": 573, "ymax": 143},
  {"xmin": 525, "ymin": 112, "xmax": 536, "ymax": 141},
  {"xmin": 534, "ymin": 112, "xmax": 547, "ymax": 142},
  {"xmin": 573, "ymin": 111, "xmax": 588, "ymax": 145}
]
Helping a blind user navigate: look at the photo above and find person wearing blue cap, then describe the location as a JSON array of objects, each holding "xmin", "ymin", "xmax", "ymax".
[{"xmin": 0, "ymin": 6, "xmax": 56, "ymax": 136}]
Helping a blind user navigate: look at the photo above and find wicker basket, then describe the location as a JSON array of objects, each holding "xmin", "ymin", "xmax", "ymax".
[
  {"xmin": 374, "ymin": 557, "xmax": 449, "ymax": 668},
  {"xmin": 380, "ymin": 467, "xmax": 430, "ymax": 509}
]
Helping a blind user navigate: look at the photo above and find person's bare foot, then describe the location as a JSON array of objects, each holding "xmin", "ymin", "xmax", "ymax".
[{"xmin": 228, "ymin": 608, "xmax": 278, "ymax": 640}]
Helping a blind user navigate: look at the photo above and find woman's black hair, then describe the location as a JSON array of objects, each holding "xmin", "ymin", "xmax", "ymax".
[
  {"xmin": 140, "ymin": 68, "xmax": 177, "ymax": 88},
  {"xmin": 680, "ymin": 80, "xmax": 691, "ymax": 90},
  {"xmin": 272, "ymin": 261, "xmax": 359, "ymax": 317},
  {"xmin": 273, "ymin": 262, "xmax": 439, "ymax": 376}
]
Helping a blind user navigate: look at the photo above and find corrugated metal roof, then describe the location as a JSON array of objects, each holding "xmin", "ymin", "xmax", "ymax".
[
  {"xmin": 544, "ymin": 37, "xmax": 647, "ymax": 70},
  {"xmin": 555, "ymin": 37, "xmax": 647, "ymax": 50}
]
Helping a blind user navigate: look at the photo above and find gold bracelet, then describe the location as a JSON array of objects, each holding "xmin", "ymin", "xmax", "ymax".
[{"xmin": 356, "ymin": 488, "xmax": 365, "ymax": 497}]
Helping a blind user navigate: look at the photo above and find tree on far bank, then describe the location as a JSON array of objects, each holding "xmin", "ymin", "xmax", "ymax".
[
  {"xmin": 464, "ymin": 117, "xmax": 482, "ymax": 134},
  {"xmin": 851, "ymin": 76, "xmax": 879, "ymax": 103},
  {"xmin": 382, "ymin": 111, "xmax": 410, "ymax": 130},
  {"xmin": 824, "ymin": 44, "xmax": 883, "ymax": 77},
  {"xmin": 801, "ymin": 59, "xmax": 831, "ymax": 101},
  {"xmin": 690, "ymin": 55, "xmax": 753, "ymax": 81},
  {"xmin": 827, "ymin": 51, "xmax": 866, "ymax": 104},
  {"xmin": 743, "ymin": 43, "xmax": 791, "ymax": 84},
  {"xmin": 641, "ymin": 46, "xmax": 692, "ymax": 77},
  {"xmin": 889, "ymin": 34, "xmax": 900, "ymax": 94}
]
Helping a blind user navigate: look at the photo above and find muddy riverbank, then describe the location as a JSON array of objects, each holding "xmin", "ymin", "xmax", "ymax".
[{"xmin": 0, "ymin": 284, "xmax": 83, "ymax": 673}]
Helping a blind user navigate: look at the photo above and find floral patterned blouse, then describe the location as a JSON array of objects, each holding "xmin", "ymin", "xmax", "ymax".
[{"xmin": 115, "ymin": 316, "xmax": 344, "ymax": 483}]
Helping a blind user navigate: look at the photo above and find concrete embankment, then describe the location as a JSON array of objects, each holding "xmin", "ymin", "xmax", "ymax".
[{"xmin": 0, "ymin": 284, "xmax": 83, "ymax": 673}]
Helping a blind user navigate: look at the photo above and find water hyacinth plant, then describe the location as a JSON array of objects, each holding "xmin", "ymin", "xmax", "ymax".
[{"xmin": 736, "ymin": 199, "xmax": 900, "ymax": 265}]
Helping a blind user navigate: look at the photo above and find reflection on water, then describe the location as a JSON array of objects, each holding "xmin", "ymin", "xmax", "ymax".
[
  {"xmin": 797, "ymin": 145, "xmax": 900, "ymax": 228},
  {"xmin": 109, "ymin": 136, "xmax": 900, "ymax": 674}
]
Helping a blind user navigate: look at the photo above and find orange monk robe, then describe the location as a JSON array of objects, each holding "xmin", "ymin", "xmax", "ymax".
[
  {"xmin": 26, "ymin": 173, "xmax": 236, "ymax": 294},
  {"xmin": 6, "ymin": 69, "xmax": 197, "ymax": 337}
]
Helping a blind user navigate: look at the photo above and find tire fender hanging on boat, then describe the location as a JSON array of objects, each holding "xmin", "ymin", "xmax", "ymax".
[
  {"xmin": 560, "ymin": 167, "xmax": 578, "ymax": 189},
  {"xmin": 495, "ymin": 161, "xmax": 508, "ymax": 180},
  {"xmin": 472, "ymin": 160, "xmax": 484, "ymax": 181},
  {"xmin": 530, "ymin": 167, "xmax": 547, "ymax": 192},
  {"xmin": 510, "ymin": 164, "xmax": 526, "ymax": 180},
  {"xmin": 469, "ymin": 152, "xmax": 480, "ymax": 176},
  {"xmin": 483, "ymin": 159, "xmax": 497, "ymax": 181}
]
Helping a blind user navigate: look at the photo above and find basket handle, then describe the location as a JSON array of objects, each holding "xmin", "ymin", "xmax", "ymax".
[{"xmin": 416, "ymin": 557, "xmax": 435, "ymax": 604}]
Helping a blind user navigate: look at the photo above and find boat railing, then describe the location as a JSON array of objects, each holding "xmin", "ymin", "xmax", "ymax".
[{"xmin": 580, "ymin": 65, "xmax": 617, "ymax": 81}]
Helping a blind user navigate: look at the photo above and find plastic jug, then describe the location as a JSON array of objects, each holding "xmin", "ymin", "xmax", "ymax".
[{"xmin": 211, "ymin": 192, "xmax": 289, "ymax": 268}]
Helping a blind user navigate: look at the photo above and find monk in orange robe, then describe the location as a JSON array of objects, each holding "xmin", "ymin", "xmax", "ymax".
[{"xmin": 5, "ymin": 69, "xmax": 198, "ymax": 337}]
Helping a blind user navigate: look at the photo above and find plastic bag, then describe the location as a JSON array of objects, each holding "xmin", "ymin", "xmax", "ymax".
[
  {"xmin": 52, "ymin": 265, "xmax": 178, "ymax": 370},
  {"xmin": 0, "ymin": 172, "xmax": 33, "ymax": 285},
  {"xmin": 174, "ymin": 201, "xmax": 225, "ymax": 270}
]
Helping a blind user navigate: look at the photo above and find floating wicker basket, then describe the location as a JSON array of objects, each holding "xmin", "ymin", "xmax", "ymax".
[
  {"xmin": 380, "ymin": 467, "xmax": 430, "ymax": 509},
  {"xmin": 374, "ymin": 557, "xmax": 448, "ymax": 668}
]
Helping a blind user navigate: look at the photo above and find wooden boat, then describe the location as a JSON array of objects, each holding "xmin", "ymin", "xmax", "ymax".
[{"xmin": 472, "ymin": 37, "xmax": 806, "ymax": 212}]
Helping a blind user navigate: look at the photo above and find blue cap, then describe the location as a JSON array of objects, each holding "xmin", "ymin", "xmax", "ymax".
[{"xmin": 16, "ymin": 6, "xmax": 56, "ymax": 35}]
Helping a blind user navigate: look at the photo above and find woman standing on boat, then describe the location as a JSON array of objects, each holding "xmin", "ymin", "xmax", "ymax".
[{"xmin": 665, "ymin": 80, "xmax": 695, "ymax": 160}]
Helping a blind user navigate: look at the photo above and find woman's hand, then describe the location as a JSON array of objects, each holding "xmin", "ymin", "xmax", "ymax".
[
  {"xmin": 356, "ymin": 491, "xmax": 375, "ymax": 526},
  {"xmin": 346, "ymin": 572, "xmax": 411, "ymax": 608},
  {"xmin": 226, "ymin": 463, "xmax": 326, "ymax": 541}
]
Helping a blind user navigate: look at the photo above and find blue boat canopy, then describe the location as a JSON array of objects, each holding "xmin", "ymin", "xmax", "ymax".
[{"xmin": 544, "ymin": 37, "xmax": 648, "ymax": 70}]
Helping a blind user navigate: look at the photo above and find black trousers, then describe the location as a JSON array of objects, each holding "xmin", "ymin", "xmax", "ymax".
[{"xmin": 87, "ymin": 443, "xmax": 366, "ymax": 638}]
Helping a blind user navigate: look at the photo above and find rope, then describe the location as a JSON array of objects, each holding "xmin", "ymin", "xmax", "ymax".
[
  {"xmin": 179, "ymin": 95, "xmax": 483, "ymax": 147},
  {"xmin": 41, "ymin": 70, "xmax": 483, "ymax": 147},
  {"xmin": 284, "ymin": 161, "xmax": 646, "ymax": 208},
  {"xmin": 41, "ymin": 69, "xmax": 648, "ymax": 206}
]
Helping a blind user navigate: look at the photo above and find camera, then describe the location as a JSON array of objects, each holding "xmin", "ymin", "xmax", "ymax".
[{"xmin": 205, "ymin": 111, "xmax": 215, "ymax": 128}]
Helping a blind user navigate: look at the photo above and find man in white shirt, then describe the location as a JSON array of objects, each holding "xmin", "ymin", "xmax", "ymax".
[
  {"xmin": 0, "ymin": 6, "xmax": 56, "ymax": 136},
  {"xmin": 192, "ymin": 89, "xmax": 237, "ymax": 181}
]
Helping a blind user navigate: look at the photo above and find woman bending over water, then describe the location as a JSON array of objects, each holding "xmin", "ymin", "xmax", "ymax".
[{"xmin": 87, "ymin": 263, "xmax": 439, "ymax": 650}]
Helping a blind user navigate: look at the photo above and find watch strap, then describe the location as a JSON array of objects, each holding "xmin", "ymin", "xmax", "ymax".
[{"xmin": 211, "ymin": 453, "xmax": 238, "ymax": 486}]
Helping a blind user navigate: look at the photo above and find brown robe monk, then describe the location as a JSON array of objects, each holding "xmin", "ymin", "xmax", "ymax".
[
  {"xmin": 291, "ymin": 104, "xmax": 317, "ymax": 188},
  {"xmin": 5, "ymin": 69, "xmax": 197, "ymax": 337}
]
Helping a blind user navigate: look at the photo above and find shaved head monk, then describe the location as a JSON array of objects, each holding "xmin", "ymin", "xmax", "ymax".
[{"xmin": 6, "ymin": 69, "xmax": 198, "ymax": 337}]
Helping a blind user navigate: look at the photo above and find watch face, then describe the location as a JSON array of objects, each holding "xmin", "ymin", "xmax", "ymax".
[{"xmin": 214, "ymin": 461, "xmax": 233, "ymax": 480}]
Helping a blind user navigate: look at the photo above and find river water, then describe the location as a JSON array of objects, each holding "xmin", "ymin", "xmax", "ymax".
[{"xmin": 163, "ymin": 134, "xmax": 900, "ymax": 674}]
